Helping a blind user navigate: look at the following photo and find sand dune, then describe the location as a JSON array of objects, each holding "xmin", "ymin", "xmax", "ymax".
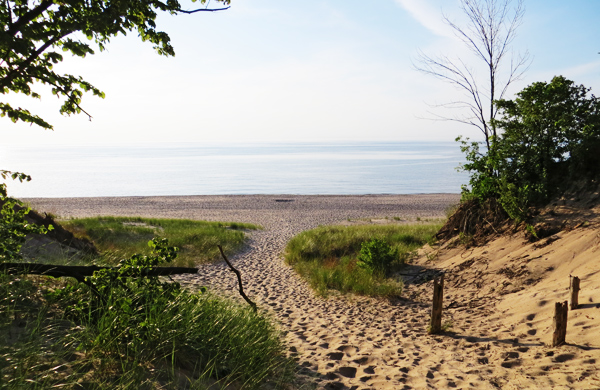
[{"xmin": 26, "ymin": 194, "xmax": 600, "ymax": 389}]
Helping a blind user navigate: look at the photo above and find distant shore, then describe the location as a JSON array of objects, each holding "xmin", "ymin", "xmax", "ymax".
[{"xmin": 24, "ymin": 194, "xmax": 461, "ymax": 226}]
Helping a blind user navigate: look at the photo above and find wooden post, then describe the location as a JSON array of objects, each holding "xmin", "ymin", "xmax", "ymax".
[
  {"xmin": 429, "ymin": 274, "xmax": 444, "ymax": 334},
  {"xmin": 552, "ymin": 301, "xmax": 568, "ymax": 347},
  {"xmin": 570, "ymin": 276, "xmax": 580, "ymax": 310}
]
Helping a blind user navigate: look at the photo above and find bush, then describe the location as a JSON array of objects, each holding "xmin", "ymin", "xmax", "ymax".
[
  {"xmin": 0, "ymin": 171, "xmax": 51, "ymax": 263},
  {"xmin": 357, "ymin": 238, "xmax": 397, "ymax": 276}
]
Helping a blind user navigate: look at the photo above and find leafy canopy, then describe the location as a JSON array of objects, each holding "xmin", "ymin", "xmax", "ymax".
[
  {"xmin": 0, "ymin": 0, "xmax": 229, "ymax": 129},
  {"xmin": 459, "ymin": 76, "xmax": 600, "ymax": 221}
]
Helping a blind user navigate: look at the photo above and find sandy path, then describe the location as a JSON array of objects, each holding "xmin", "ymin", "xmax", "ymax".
[{"xmin": 26, "ymin": 194, "xmax": 487, "ymax": 389}]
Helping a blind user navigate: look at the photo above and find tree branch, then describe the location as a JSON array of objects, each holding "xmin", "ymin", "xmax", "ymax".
[
  {"xmin": 0, "ymin": 262, "xmax": 198, "ymax": 283},
  {"xmin": 217, "ymin": 245, "xmax": 257, "ymax": 311},
  {"xmin": 6, "ymin": 0, "xmax": 53, "ymax": 36},
  {"xmin": 178, "ymin": 6, "xmax": 230, "ymax": 14},
  {"xmin": 1, "ymin": 32, "xmax": 72, "ymax": 90}
]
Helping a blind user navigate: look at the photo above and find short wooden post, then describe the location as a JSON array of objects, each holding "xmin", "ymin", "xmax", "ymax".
[
  {"xmin": 552, "ymin": 301, "xmax": 568, "ymax": 347},
  {"xmin": 570, "ymin": 276, "xmax": 580, "ymax": 310},
  {"xmin": 429, "ymin": 274, "xmax": 444, "ymax": 334}
]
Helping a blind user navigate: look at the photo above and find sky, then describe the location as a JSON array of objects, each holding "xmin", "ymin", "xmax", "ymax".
[{"xmin": 2, "ymin": 0, "xmax": 600, "ymax": 146}]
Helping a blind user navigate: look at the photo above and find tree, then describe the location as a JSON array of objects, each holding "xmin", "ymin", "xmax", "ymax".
[
  {"xmin": 459, "ymin": 76, "xmax": 600, "ymax": 221},
  {"xmin": 0, "ymin": 0, "xmax": 230, "ymax": 130},
  {"xmin": 415, "ymin": 0, "xmax": 529, "ymax": 150},
  {"xmin": 493, "ymin": 76, "xmax": 600, "ymax": 206}
]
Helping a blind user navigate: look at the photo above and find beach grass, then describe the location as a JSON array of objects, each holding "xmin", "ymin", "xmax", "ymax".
[
  {"xmin": 1, "ymin": 237, "xmax": 292, "ymax": 390},
  {"xmin": 0, "ymin": 273, "xmax": 292, "ymax": 390},
  {"xmin": 285, "ymin": 223, "xmax": 442, "ymax": 297},
  {"xmin": 61, "ymin": 216, "xmax": 260, "ymax": 267}
]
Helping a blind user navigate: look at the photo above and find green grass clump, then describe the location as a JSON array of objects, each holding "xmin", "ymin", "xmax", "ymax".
[
  {"xmin": 62, "ymin": 216, "xmax": 259, "ymax": 267},
  {"xmin": 1, "ymin": 241, "xmax": 292, "ymax": 390},
  {"xmin": 285, "ymin": 223, "xmax": 441, "ymax": 297}
]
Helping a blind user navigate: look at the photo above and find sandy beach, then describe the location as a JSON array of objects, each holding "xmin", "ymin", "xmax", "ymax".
[{"xmin": 25, "ymin": 194, "xmax": 600, "ymax": 389}]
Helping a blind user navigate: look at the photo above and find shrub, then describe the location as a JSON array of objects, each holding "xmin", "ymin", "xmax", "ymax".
[
  {"xmin": 357, "ymin": 238, "xmax": 397, "ymax": 276},
  {"xmin": 0, "ymin": 171, "xmax": 51, "ymax": 263}
]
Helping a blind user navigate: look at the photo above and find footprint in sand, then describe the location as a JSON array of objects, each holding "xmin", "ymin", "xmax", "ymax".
[
  {"xmin": 327, "ymin": 352, "xmax": 345, "ymax": 361},
  {"xmin": 337, "ymin": 345, "xmax": 358, "ymax": 357},
  {"xmin": 337, "ymin": 366, "xmax": 357, "ymax": 378},
  {"xmin": 553, "ymin": 354, "xmax": 575, "ymax": 363}
]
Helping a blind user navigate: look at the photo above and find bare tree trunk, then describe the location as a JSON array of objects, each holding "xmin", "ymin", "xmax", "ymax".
[{"xmin": 415, "ymin": 0, "xmax": 529, "ymax": 144}]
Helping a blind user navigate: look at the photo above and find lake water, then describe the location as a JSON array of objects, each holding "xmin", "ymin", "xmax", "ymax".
[{"xmin": 1, "ymin": 142, "xmax": 469, "ymax": 198}]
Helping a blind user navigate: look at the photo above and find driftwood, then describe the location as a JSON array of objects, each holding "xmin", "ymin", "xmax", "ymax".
[
  {"xmin": 0, "ymin": 262, "xmax": 198, "ymax": 283},
  {"xmin": 218, "ymin": 245, "xmax": 257, "ymax": 312}
]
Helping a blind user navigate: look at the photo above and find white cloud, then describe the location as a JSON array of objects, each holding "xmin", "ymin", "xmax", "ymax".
[{"xmin": 394, "ymin": 0, "xmax": 454, "ymax": 38}]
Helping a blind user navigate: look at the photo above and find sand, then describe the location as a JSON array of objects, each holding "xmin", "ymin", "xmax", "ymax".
[{"xmin": 25, "ymin": 194, "xmax": 600, "ymax": 390}]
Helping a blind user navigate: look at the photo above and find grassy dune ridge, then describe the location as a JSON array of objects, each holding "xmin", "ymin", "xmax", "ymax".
[
  {"xmin": 285, "ymin": 223, "xmax": 442, "ymax": 297},
  {"xmin": 62, "ymin": 216, "xmax": 260, "ymax": 267}
]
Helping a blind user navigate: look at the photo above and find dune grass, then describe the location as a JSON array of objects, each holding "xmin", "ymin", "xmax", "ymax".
[
  {"xmin": 61, "ymin": 216, "xmax": 260, "ymax": 267},
  {"xmin": 0, "ymin": 272, "xmax": 292, "ymax": 390},
  {"xmin": 285, "ymin": 223, "xmax": 442, "ymax": 297},
  {"xmin": 2, "ymin": 217, "xmax": 292, "ymax": 390}
]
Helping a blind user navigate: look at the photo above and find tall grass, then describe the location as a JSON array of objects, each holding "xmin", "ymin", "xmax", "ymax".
[
  {"xmin": 1, "ymin": 215, "xmax": 291, "ymax": 389},
  {"xmin": 285, "ymin": 223, "xmax": 441, "ymax": 297},
  {"xmin": 1, "ymin": 273, "xmax": 292, "ymax": 389},
  {"xmin": 62, "ymin": 216, "xmax": 260, "ymax": 267}
]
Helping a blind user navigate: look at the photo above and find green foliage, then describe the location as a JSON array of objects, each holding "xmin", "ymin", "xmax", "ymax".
[
  {"xmin": 497, "ymin": 178, "xmax": 531, "ymax": 222},
  {"xmin": 62, "ymin": 216, "xmax": 258, "ymax": 267},
  {"xmin": 356, "ymin": 238, "xmax": 398, "ymax": 276},
  {"xmin": 456, "ymin": 136, "xmax": 501, "ymax": 202},
  {"xmin": 0, "ymin": 0, "xmax": 229, "ymax": 129},
  {"xmin": 494, "ymin": 76, "xmax": 600, "ymax": 203},
  {"xmin": 285, "ymin": 223, "xmax": 441, "ymax": 297},
  {"xmin": 0, "ymin": 171, "xmax": 51, "ymax": 263},
  {"xmin": 525, "ymin": 224, "xmax": 538, "ymax": 239},
  {"xmin": 4, "ymin": 239, "xmax": 290, "ymax": 389},
  {"xmin": 459, "ymin": 76, "xmax": 600, "ymax": 220},
  {"xmin": 293, "ymin": 256, "xmax": 402, "ymax": 298}
]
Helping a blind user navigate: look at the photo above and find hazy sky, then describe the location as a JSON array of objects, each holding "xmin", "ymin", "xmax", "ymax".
[{"xmin": 2, "ymin": 0, "xmax": 599, "ymax": 146}]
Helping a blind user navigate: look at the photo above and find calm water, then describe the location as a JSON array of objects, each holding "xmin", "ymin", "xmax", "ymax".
[{"xmin": 1, "ymin": 142, "xmax": 469, "ymax": 197}]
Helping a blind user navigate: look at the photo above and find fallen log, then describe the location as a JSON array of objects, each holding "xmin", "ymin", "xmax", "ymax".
[{"xmin": 0, "ymin": 262, "xmax": 198, "ymax": 283}]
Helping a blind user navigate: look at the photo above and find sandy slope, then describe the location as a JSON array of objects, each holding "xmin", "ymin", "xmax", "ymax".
[{"xmin": 25, "ymin": 194, "xmax": 600, "ymax": 389}]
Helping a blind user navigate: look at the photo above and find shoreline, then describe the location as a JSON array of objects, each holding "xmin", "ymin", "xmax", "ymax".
[{"xmin": 24, "ymin": 194, "xmax": 461, "ymax": 226}]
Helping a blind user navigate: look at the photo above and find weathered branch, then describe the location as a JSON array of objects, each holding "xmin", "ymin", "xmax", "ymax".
[
  {"xmin": 178, "ymin": 6, "xmax": 230, "ymax": 14},
  {"xmin": 217, "ymin": 245, "xmax": 257, "ymax": 312},
  {"xmin": 0, "ymin": 262, "xmax": 198, "ymax": 283},
  {"xmin": 1, "ymin": 32, "xmax": 72, "ymax": 90}
]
